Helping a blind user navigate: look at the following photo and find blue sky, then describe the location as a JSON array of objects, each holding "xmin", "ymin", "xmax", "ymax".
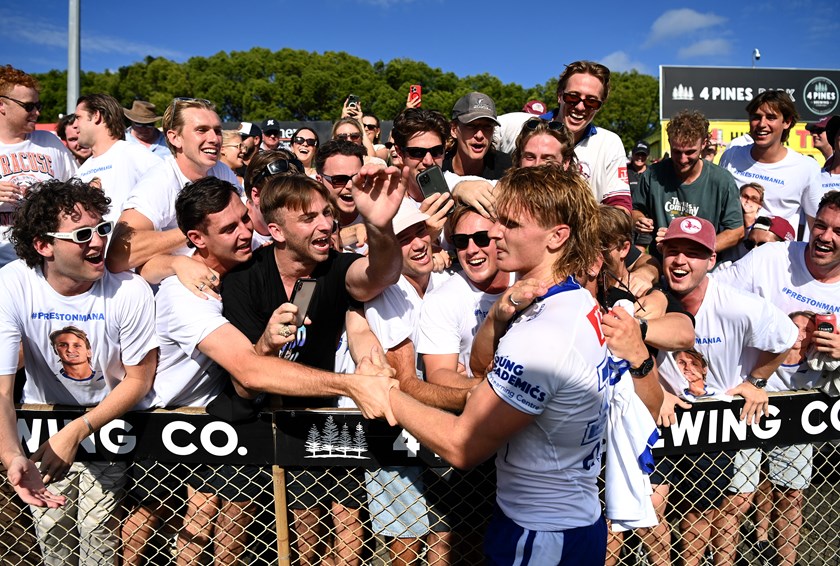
[{"xmin": 1, "ymin": 0, "xmax": 837, "ymax": 89}]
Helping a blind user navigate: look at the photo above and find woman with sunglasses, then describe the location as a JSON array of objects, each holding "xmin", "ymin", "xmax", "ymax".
[
  {"xmin": 290, "ymin": 127, "xmax": 319, "ymax": 178},
  {"xmin": 331, "ymin": 117, "xmax": 381, "ymax": 161},
  {"xmin": 220, "ymin": 130, "xmax": 246, "ymax": 186}
]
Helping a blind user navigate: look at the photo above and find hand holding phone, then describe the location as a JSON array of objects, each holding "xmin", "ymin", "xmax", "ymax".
[{"xmin": 290, "ymin": 278, "xmax": 317, "ymax": 327}]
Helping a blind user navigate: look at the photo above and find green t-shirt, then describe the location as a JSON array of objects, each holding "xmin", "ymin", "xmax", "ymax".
[{"xmin": 633, "ymin": 159, "xmax": 743, "ymax": 235}]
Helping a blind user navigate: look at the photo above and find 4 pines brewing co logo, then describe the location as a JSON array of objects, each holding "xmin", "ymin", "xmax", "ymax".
[{"xmin": 803, "ymin": 76, "xmax": 838, "ymax": 116}]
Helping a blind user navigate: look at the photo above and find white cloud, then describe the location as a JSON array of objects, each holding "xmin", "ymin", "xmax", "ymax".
[
  {"xmin": 599, "ymin": 51, "xmax": 648, "ymax": 74},
  {"xmin": 677, "ymin": 38, "xmax": 732, "ymax": 59},
  {"xmin": 0, "ymin": 13, "xmax": 184, "ymax": 60},
  {"xmin": 645, "ymin": 9, "xmax": 727, "ymax": 46}
]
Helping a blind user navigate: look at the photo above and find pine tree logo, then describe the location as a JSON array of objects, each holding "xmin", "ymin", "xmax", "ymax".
[{"xmin": 304, "ymin": 416, "xmax": 370, "ymax": 459}]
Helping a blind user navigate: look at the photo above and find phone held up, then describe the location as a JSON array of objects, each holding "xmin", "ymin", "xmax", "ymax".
[
  {"xmin": 409, "ymin": 84, "xmax": 422, "ymax": 106},
  {"xmin": 416, "ymin": 165, "xmax": 450, "ymax": 200},
  {"xmin": 290, "ymin": 278, "xmax": 317, "ymax": 327}
]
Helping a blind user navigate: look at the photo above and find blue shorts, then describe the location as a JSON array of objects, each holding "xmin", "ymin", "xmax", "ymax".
[{"xmin": 484, "ymin": 504, "xmax": 607, "ymax": 566}]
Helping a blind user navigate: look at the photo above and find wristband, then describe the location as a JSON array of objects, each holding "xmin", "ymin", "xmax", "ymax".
[{"xmin": 82, "ymin": 415, "xmax": 95, "ymax": 436}]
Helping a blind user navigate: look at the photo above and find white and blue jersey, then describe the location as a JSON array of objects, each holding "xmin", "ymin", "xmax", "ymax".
[{"xmin": 487, "ymin": 277, "xmax": 610, "ymax": 532}]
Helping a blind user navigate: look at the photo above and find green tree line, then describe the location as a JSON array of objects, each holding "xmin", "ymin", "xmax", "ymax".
[{"xmin": 34, "ymin": 47, "xmax": 659, "ymax": 149}]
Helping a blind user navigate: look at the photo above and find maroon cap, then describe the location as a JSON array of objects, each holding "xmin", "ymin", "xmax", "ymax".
[
  {"xmin": 754, "ymin": 215, "xmax": 795, "ymax": 241},
  {"xmin": 661, "ymin": 217, "xmax": 716, "ymax": 253},
  {"xmin": 805, "ymin": 116, "xmax": 832, "ymax": 133}
]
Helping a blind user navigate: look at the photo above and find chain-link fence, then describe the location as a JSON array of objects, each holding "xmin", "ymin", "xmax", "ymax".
[{"xmin": 2, "ymin": 394, "xmax": 840, "ymax": 565}]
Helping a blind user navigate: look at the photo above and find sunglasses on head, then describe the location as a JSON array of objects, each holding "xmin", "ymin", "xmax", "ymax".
[
  {"xmin": 402, "ymin": 144, "xmax": 445, "ymax": 160},
  {"xmin": 293, "ymin": 136, "xmax": 318, "ymax": 147},
  {"xmin": 451, "ymin": 230, "xmax": 491, "ymax": 250},
  {"xmin": 253, "ymin": 158, "xmax": 304, "ymax": 185},
  {"xmin": 524, "ymin": 118, "xmax": 565, "ymax": 132},
  {"xmin": 47, "ymin": 221, "xmax": 114, "ymax": 244},
  {"xmin": 0, "ymin": 95, "xmax": 42, "ymax": 113},
  {"xmin": 561, "ymin": 92, "xmax": 603, "ymax": 110},
  {"xmin": 321, "ymin": 172, "xmax": 358, "ymax": 187},
  {"xmin": 336, "ymin": 132, "xmax": 362, "ymax": 142},
  {"xmin": 172, "ymin": 96, "xmax": 213, "ymax": 107}
]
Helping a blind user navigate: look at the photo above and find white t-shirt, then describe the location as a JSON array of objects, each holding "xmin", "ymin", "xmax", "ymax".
[
  {"xmin": 713, "ymin": 240, "xmax": 840, "ymax": 390},
  {"xmin": 487, "ymin": 278, "xmax": 608, "ymax": 531},
  {"xmin": 150, "ymin": 275, "xmax": 229, "ymax": 408},
  {"xmin": 574, "ymin": 126, "xmax": 631, "ymax": 205},
  {"xmin": 804, "ymin": 169, "xmax": 840, "ymax": 218},
  {"xmin": 0, "ymin": 260, "xmax": 157, "ymax": 407},
  {"xmin": 494, "ymin": 112, "xmax": 534, "ymax": 154},
  {"xmin": 656, "ymin": 277, "xmax": 797, "ymax": 396},
  {"xmin": 416, "ymin": 271, "xmax": 510, "ymax": 376},
  {"xmin": 122, "ymin": 156, "xmax": 241, "ymax": 255},
  {"xmin": 76, "ymin": 140, "xmax": 162, "ymax": 223},
  {"xmin": 0, "ymin": 131, "xmax": 77, "ymax": 266},
  {"xmin": 364, "ymin": 271, "xmax": 452, "ymax": 377},
  {"xmin": 719, "ymin": 144, "xmax": 822, "ymax": 229}
]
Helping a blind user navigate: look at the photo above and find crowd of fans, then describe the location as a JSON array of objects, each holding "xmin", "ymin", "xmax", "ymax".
[{"xmin": 0, "ymin": 59, "xmax": 839, "ymax": 566}]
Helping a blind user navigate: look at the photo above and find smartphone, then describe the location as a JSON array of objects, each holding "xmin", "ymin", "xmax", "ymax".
[
  {"xmin": 347, "ymin": 94, "xmax": 360, "ymax": 109},
  {"xmin": 409, "ymin": 84, "xmax": 422, "ymax": 106},
  {"xmin": 290, "ymin": 278, "xmax": 317, "ymax": 327},
  {"xmin": 416, "ymin": 166, "xmax": 450, "ymax": 200}
]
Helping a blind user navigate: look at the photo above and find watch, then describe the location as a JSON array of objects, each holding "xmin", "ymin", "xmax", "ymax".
[
  {"xmin": 746, "ymin": 375, "xmax": 767, "ymax": 389},
  {"xmin": 629, "ymin": 355, "xmax": 654, "ymax": 378}
]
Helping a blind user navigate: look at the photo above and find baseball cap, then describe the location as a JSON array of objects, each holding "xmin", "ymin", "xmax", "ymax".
[
  {"xmin": 661, "ymin": 217, "xmax": 716, "ymax": 254},
  {"xmin": 753, "ymin": 215, "xmax": 795, "ymax": 242},
  {"xmin": 805, "ymin": 116, "xmax": 832, "ymax": 133},
  {"xmin": 261, "ymin": 119, "xmax": 281, "ymax": 133},
  {"xmin": 392, "ymin": 201, "xmax": 430, "ymax": 236},
  {"xmin": 238, "ymin": 122, "xmax": 261, "ymax": 138},
  {"xmin": 632, "ymin": 141, "xmax": 650, "ymax": 156},
  {"xmin": 825, "ymin": 116, "xmax": 840, "ymax": 147},
  {"xmin": 452, "ymin": 92, "xmax": 500, "ymax": 126},
  {"xmin": 522, "ymin": 100, "xmax": 547, "ymax": 115}
]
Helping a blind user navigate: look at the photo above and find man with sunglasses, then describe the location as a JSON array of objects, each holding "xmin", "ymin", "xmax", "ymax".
[
  {"xmin": 75, "ymin": 94, "xmax": 163, "ymax": 224},
  {"xmin": 0, "ymin": 178, "xmax": 158, "ymax": 564},
  {"xmin": 0, "ymin": 65, "xmax": 77, "ymax": 268},
  {"xmin": 541, "ymin": 61, "xmax": 631, "ymax": 211},
  {"xmin": 261, "ymin": 118, "xmax": 282, "ymax": 151},
  {"xmin": 315, "ymin": 139, "xmax": 370, "ymax": 252},
  {"xmin": 107, "ymin": 97, "xmax": 240, "ymax": 287},
  {"xmin": 443, "ymin": 92, "xmax": 512, "ymax": 180},
  {"xmin": 123, "ymin": 100, "xmax": 169, "ymax": 158},
  {"xmin": 242, "ymin": 149, "xmax": 305, "ymax": 250}
]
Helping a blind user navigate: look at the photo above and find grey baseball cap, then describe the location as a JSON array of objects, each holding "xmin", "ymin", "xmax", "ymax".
[{"xmin": 452, "ymin": 92, "xmax": 499, "ymax": 126}]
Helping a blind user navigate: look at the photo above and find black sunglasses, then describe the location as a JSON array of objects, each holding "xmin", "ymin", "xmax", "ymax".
[
  {"xmin": 0, "ymin": 95, "xmax": 42, "ymax": 113},
  {"xmin": 744, "ymin": 239, "xmax": 769, "ymax": 251},
  {"xmin": 524, "ymin": 118, "xmax": 565, "ymax": 132},
  {"xmin": 253, "ymin": 158, "xmax": 304, "ymax": 185},
  {"xmin": 362, "ymin": 123, "xmax": 378, "ymax": 130},
  {"xmin": 452, "ymin": 231, "xmax": 491, "ymax": 250},
  {"xmin": 402, "ymin": 144, "xmax": 445, "ymax": 160},
  {"xmin": 561, "ymin": 92, "xmax": 603, "ymax": 110},
  {"xmin": 293, "ymin": 136, "xmax": 318, "ymax": 147},
  {"xmin": 384, "ymin": 141, "xmax": 395, "ymax": 150},
  {"xmin": 321, "ymin": 172, "xmax": 357, "ymax": 187}
]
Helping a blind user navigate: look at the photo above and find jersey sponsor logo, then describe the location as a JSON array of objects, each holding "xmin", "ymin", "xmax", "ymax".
[
  {"xmin": 31, "ymin": 311, "xmax": 106, "ymax": 322},
  {"xmin": 695, "ymin": 336, "xmax": 722, "ymax": 345},
  {"xmin": 491, "ymin": 354, "xmax": 546, "ymax": 403},
  {"xmin": 618, "ymin": 166, "xmax": 628, "ymax": 183},
  {"xmin": 781, "ymin": 287, "xmax": 840, "ymax": 313},
  {"xmin": 663, "ymin": 198, "xmax": 700, "ymax": 219},
  {"xmin": 80, "ymin": 163, "xmax": 113, "ymax": 176},
  {"xmin": 0, "ymin": 152, "xmax": 56, "ymax": 179}
]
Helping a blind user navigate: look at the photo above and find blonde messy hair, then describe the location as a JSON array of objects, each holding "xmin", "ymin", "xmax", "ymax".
[{"xmin": 495, "ymin": 165, "xmax": 601, "ymax": 280}]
